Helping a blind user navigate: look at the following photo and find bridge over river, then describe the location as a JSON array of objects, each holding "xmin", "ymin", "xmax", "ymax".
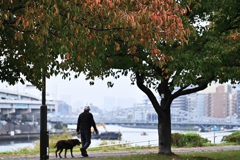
[{"xmin": 48, "ymin": 115, "xmax": 240, "ymax": 131}]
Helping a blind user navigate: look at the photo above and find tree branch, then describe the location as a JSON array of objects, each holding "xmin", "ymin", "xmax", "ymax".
[
  {"xmin": 172, "ymin": 76, "xmax": 214, "ymax": 99},
  {"xmin": 136, "ymin": 72, "xmax": 160, "ymax": 113}
]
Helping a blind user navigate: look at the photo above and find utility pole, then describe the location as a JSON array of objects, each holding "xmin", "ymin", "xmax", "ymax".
[{"xmin": 40, "ymin": 38, "xmax": 49, "ymax": 160}]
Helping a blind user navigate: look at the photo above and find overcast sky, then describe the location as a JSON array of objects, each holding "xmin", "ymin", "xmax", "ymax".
[
  {"xmin": 0, "ymin": 74, "xmax": 148, "ymax": 111},
  {"xmin": 46, "ymin": 76, "xmax": 236, "ymax": 111},
  {"xmin": 47, "ymin": 74, "xmax": 148, "ymax": 110},
  {"xmin": 1, "ymin": 73, "xmax": 235, "ymax": 112}
]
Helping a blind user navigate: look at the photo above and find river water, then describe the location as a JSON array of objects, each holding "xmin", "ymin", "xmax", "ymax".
[{"xmin": 0, "ymin": 125, "xmax": 233, "ymax": 152}]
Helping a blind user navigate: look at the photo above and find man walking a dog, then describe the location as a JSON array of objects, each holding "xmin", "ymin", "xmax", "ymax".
[{"xmin": 76, "ymin": 106, "xmax": 99, "ymax": 157}]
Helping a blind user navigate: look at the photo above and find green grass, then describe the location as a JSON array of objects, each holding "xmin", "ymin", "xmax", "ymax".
[
  {"xmin": 86, "ymin": 150, "xmax": 240, "ymax": 160},
  {"xmin": 0, "ymin": 145, "xmax": 154, "ymax": 156},
  {"xmin": 4, "ymin": 150, "xmax": 237, "ymax": 160},
  {"xmin": 1, "ymin": 146, "xmax": 240, "ymax": 160},
  {"xmin": 1, "ymin": 132, "xmax": 239, "ymax": 159}
]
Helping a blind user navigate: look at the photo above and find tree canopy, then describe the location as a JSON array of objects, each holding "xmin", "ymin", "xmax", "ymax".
[
  {"xmin": 1, "ymin": 0, "xmax": 239, "ymax": 155},
  {"xmin": 0, "ymin": 0, "xmax": 188, "ymax": 88},
  {"xmin": 66, "ymin": 0, "xmax": 239, "ymax": 154}
]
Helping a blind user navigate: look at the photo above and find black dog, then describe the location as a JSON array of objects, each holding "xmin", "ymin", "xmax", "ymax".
[{"xmin": 54, "ymin": 139, "xmax": 81, "ymax": 158}]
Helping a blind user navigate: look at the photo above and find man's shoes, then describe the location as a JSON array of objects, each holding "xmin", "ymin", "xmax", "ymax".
[
  {"xmin": 83, "ymin": 153, "xmax": 89, "ymax": 157},
  {"xmin": 80, "ymin": 148, "xmax": 88, "ymax": 157},
  {"xmin": 80, "ymin": 148, "xmax": 85, "ymax": 156}
]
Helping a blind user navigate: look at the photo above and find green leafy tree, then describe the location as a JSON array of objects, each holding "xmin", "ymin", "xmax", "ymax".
[
  {"xmin": 0, "ymin": 0, "xmax": 187, "ymax": 88},
  {"xmin": 3, "ymin": 0, "xmax": 239, "ymax": 155},
  {"xmin": 1, "ymin": 1, "xmax": 188, "ymax": 154},
  {"xmin": 71, "ymin": 0, "xmax": 239, "ymax": 154},
  {"xmin": 0, "ymin": 1, "xmax": 63, "ymax": 88}
]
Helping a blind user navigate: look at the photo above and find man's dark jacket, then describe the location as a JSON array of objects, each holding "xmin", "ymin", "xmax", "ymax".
[{"xmin": 76, "ymin": 111, "xmax": 98, "ymax": 132}]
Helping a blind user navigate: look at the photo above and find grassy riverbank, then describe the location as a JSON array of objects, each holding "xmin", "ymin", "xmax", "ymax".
[
  {"xmin": 0, "ymin": 148, "xmax": 240, "ymax": 160},
  {"xmin": 1, "ymin": 145, "xmax": 240, "ymax": 160},
  {"xmin": 87, "ymin": 145, "xmax": 240, "ymax": 160},
  {"xmin": 89, "ymin": 150, "xmax": 240, "ymax": 160},
  {"xmin": 1, "ymin": 132, "xmax": 239, "ymax": 159}
]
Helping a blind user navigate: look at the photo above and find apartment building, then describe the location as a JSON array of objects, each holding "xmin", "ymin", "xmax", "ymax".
[{"xmin": 205, "ymin": 85, "xmax": 230, "ymax": 118}]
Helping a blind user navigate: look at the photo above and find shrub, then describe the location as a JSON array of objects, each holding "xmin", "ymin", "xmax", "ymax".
[
  {"xmin": 222, "ymin": 131, "xmax": 240, "ymax": 144},
  {"xmin": 172, "ymin": 132, "xmax": 208, "ymax": 147},
  {"xmin": 172, "ymin": 133, "xmax": 186, "ymax": 147},
  {"xmin": 184, "ymin": 133, "xmax": 208, "ymax": 147}
]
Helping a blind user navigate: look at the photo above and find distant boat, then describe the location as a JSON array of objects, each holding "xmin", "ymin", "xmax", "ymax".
[
  {"xmin": 199, "ymin": 126, "xmax": 210, "ymax": 132},
  {"xmin": 90, "ymin": 123, "xmax": 122, "ymax": 140},
  {"xmin": 91, "ymin": 133, "xmax": 100, "ymax": 139},
  {"xmin": 141, "ymin": 132, "xmax": 147, "ymax": 136},
  {"xmin": 99, "ymin": 132, "xmax": 122, "ymax": 140}
]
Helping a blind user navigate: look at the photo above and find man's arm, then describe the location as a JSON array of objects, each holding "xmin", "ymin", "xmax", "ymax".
[
  {"xmin": 76, "ymin": 114, "xmax": 81, "ymax": 134},
  {"xmin": 91, "ymin": 114, "xmax": 99, "ymax": 134}
]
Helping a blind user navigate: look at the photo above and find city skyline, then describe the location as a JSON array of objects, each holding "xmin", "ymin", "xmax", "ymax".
[
  {"xmin": 48, "ymin": 74, "xmax": 147, "ymax": 111},
  {"xmin": 1, "ymin": 80, "xmax": 239, "ymax": 124},
  {"xmin": 0, "ymin": 74, "xmax": 147, "ymax": 111},
  {"xmin": 0, "ymin": 75, "xmax": 238, "ymax": 112},
  {"xmin": 48, "ymin": 77, "xmax": 239, "ymax": 112}
]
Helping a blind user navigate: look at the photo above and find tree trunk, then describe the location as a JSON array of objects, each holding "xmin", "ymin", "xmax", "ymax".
[
  {"xmin": 158, "ymin": 100, "xmax": 172, "ymax": 154},
  {"xmin": 135, "ymin": 73, "xmax": 173, "ymax": 154},
  {"xmin": 135, "ymin": 72, "xmax": 209, "ymax": 155}
]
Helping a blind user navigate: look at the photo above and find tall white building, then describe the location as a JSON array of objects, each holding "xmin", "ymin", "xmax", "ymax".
[
  {"xmin": 171, "ymin": 95, "xmax": 188, "ymax": 111},
  {"xmin": 233, "ymin": 89, "xmax": 240, "ymax": 118},
  {"xmin": 187, "ymin": 93, "xmax": 206, "ymax": 119},
  {"xmin": 196, "ymin": 93, "xmax": 206, "ymax": 117}
]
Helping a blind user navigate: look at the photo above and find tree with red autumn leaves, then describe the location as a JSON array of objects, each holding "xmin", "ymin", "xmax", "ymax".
[
  {"xmin": 76, "ymin": 0, "xmax": 240, "ymax": 154},
  {"xmin": 0, "ymin": 0, "xmax": 188, "ymax": 85},
  {"xmin": 1, "ymin": 0, "xmax": 239, "ymax": 155}
]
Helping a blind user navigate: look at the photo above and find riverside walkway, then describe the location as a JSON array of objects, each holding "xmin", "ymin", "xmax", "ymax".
[{"xmin": 1, "ymin": 145, "xmax": 240, "ymax": 160}]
